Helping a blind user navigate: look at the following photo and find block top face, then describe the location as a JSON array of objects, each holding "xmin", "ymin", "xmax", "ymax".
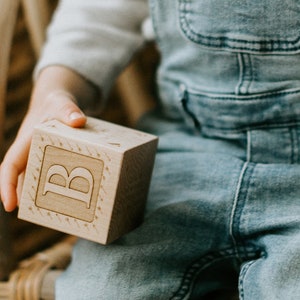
[{"xmin": 37, "ymin": 117, "xmax": 158, "ymax": 153}]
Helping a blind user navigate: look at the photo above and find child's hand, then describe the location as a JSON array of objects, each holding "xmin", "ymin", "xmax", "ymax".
[
  {"xmin": 0, "ymin": 66, "xmax": 98, "ymax": 212},
  {"xmin": 0, "ymin": 93, "xmax": 86, "ymax": 212}
]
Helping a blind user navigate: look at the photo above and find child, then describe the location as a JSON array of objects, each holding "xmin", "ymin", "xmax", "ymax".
[{"xmin": 1, "ymin": 0, "xmax": 300, "ymax": 298}]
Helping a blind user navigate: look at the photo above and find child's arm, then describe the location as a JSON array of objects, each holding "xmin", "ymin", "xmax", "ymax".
[
  {"xmin": 0, "ymin": 66, "xmax": 99, "ymax": 212},
  {"xmin": 0, "ymin": 0, "xmax": 148, "ymax": 212}
]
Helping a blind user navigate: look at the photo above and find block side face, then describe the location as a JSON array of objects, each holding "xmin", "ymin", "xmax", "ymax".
[
  {"xmin": 107, "ymin": 139, "xmax": 158, "ymax": 243},
  {"xmin": 19, "ymin": 127, "xmax": 122, "ymax": 245},
  {"xmin": 35, "ymin": 145, "xmax": 103, "ymax": 222},
  {"xmin": 17, "ymin": 212, "xmax": 109, "ymax": 244}
]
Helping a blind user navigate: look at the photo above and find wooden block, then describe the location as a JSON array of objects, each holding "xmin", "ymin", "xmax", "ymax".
[{"xmin": 18, "ymin": 117, "xmax": 158, "ymax": 244}]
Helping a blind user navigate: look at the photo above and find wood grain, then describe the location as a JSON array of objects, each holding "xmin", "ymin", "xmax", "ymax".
[{"xmin": 18, "ymin": 117, "xmax": 158, "ymax": 244}]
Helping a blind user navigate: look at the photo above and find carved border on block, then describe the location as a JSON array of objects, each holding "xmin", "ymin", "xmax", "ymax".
[{"xmin": 20, "ymin": 129, "xmax": 121, "ymax": 243}]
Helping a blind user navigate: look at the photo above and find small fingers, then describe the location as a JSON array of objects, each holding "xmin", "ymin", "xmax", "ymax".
[
  {"xmin": 0, "ymin": 141, "xmax": 29, "ymax": 211},
  {"xmin": 0, "ymin": 92, "xmax": 86, "ymax": 212}
]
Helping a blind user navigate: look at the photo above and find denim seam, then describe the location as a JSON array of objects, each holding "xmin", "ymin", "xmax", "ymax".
[
  {"xmin": 178, "ymin": 0, "xmax": 300, "ymax": 53},
  {"xmin": 289, "ymin": 127, "xmax": 299, "ymax": 164},
  {"xmin": 246, "ymin": 131, "xmax": 252, "ymax": 162},
  {"xmin": 293, "ymin": 128, "xmax": 299, "ymax": 163},
  {"xmin": 238, "ymin": 249, "xmax": 267, "ymax": 300},
  {"xmin": 236, "ymin": 53, "xmax": 253, "ymax": 95},
  {"xmin": 170, "ymin": 246, "xmax": 261, "ymax": 300},
  {"xmin": 187, "ymin": 88, "xmax": 300, "ymax": 102},
  {"xmin": 203, "ymin": 120, "xmax": 300, "ymax": 134},
  {"xmin": 230, "ymin": 163, "xmax": 256, "ymax": 258},
  {"xmin": 230, "ymin": 162, "xmax": 249, "ymax": 260},
  {"xmin": 236, "ymin": 53, "xmax": 244, "ymax": 95},
  {"xmin": 159, "ymin": 75, "xmax": 300, "ymax": 100},
  {"xmin": 243, "ymin": 54, "xmax": 253, "ymax": 94},
  {"xmin": 238, "ymin": 259, "xmax": 256, "ymax": 300},
  {"xmin": 170, "ymin": 251, "xmax": 236, "ymax": 300},
  {"xmin": 179, "ymin": 84, "xmax": 201, "ymax": 130}
]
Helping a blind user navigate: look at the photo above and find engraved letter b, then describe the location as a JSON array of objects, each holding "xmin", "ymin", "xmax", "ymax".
[{"xmin": 43, "ymin": 165, "xmax": 94, "ymax": 208}]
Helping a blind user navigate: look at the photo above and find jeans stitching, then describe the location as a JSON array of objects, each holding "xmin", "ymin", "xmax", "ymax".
[
  {"xmin": 238, "ymin": 248, "xmax": 267, "ymax": 300},
  {"xmin": 230, "ymin": 163, "xmax": 256, "ymax": 252},
  {"xmin": 236, "ymin": 54, "xmax": 253, "ymax": 95},
  {"xmin": 289, "ymin": 127, "xmax": 299, "ymax": 164},
  {"xmin": 230, "ymin": 162, "xmax": 250, "ymax": 260},
  {"xmin": 170, "ymin": 246, "xmax": 261, "ymax": 300},
  {"xmin": 187, "ymin": 87, "xmax": 300, "ymax": 101},
  {"xmin": 238, "ymin": 259, "xmax": 256, "ymax": 300},
  {"xmin": 203, "ymin": 121, "xmax": 300, "ymax": 135},
  {"xmin": 178, "ymin": 0, "xmax": 300, "ymax": 53}
]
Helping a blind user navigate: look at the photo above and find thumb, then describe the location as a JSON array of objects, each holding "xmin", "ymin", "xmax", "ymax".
[
  {"xmin": 48, "ymin": 91, "xmax": 87, "ymax": 128},
  {"xmin": 66, "ymin": 108, "xmax": 87, "ymax": 128}
]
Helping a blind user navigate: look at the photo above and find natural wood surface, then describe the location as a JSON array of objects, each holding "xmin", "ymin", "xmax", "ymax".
[
  {"xmin": 0, "ymin": 0, "xmax": 20, "ymax": 152},
  {"xmin": 19, "ymin": 117, "xmax": 158, "ymax": 244}
]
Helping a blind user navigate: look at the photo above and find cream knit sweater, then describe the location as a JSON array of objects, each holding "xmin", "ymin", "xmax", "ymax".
[{"xmin": 35, "ymin": 0, "xmax": 149, "ymax": 98}]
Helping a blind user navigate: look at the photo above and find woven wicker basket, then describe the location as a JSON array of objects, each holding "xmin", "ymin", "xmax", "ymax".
[{"xmin": 0, "ymin": 236, "xmax": 76, "ymax": 300}]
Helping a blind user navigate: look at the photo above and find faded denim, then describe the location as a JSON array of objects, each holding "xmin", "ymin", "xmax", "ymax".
[{"xmin": 57, "ymin": 0, "xmax": 300, "ymax": 299}]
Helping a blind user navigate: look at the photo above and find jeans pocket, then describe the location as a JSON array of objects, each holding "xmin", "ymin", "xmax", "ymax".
[{"xmin": 178, "ymin": 0, "xmax": 300, "ymax": 54}]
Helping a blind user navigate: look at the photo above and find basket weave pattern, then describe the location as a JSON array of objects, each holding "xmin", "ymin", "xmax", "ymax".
[{"xmin": 0, "ymin": 237, "xmax": 76, "ymax": 300}]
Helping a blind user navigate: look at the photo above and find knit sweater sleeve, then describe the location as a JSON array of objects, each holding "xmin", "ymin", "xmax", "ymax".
[{"xmin": 34, "ymin": 0, "xmax": 149, "ymax": 97}]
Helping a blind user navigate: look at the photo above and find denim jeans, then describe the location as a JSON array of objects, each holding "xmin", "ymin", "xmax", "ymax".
[{"xmin": 57, "ymin": 0, "xmax": 300, "ymax": 299}]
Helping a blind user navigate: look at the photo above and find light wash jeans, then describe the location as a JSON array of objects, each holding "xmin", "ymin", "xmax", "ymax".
[{"xmin": 57, "ymin": 0, "xmax": 300, "ymax": 299}]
